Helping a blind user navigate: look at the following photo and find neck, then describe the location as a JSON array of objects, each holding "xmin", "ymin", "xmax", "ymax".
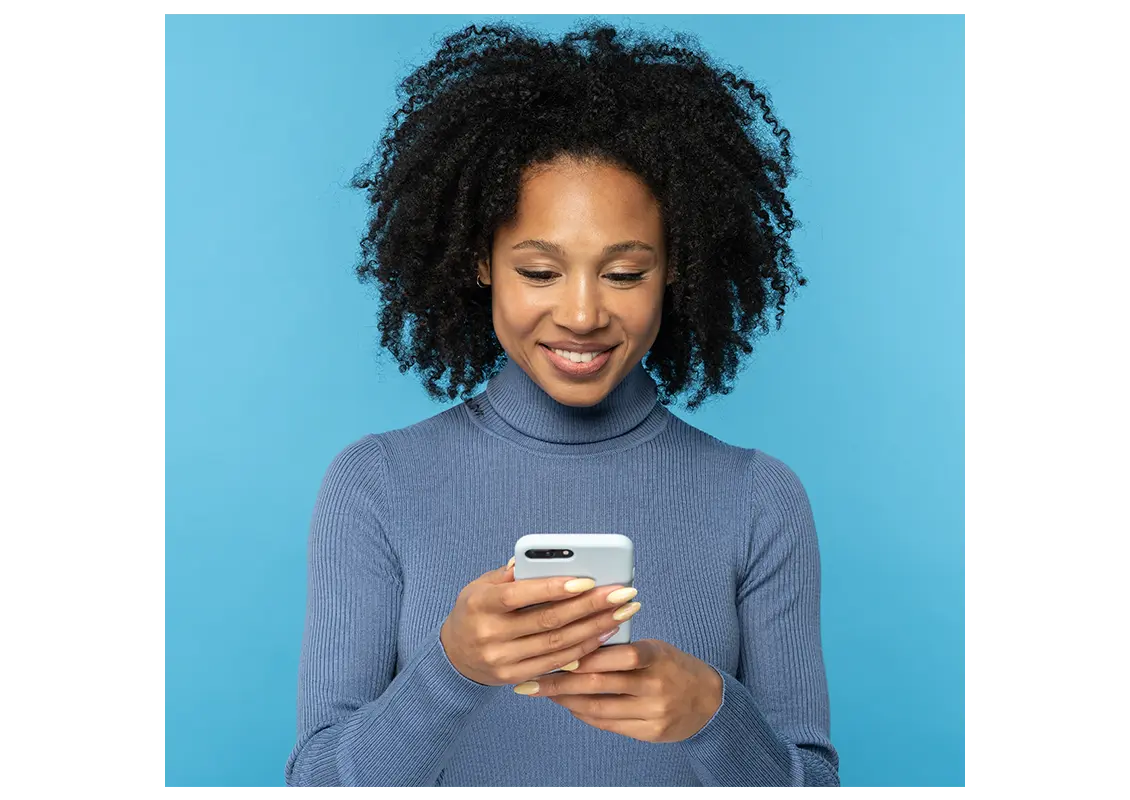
[{"xmin": 469, "ymin": 356, "xmax": 668, "ymax": 453}]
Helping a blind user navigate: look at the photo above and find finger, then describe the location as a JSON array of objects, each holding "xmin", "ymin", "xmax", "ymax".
[
  {"xmin": 506, "ymin": 628, "xmax": 614, "ymax": 682},
  {"xmin": 483, "ymin": 572, "xmax": 625, "ymax": 615},
  {"xmin": 514, "ymin": 669, "xmax": 642, "ymax": 697},
  {"xmin": 479, "ymin": 557, "xmax": 517, "ymax": 585},
  {"xmin": 566, "ymin": 640, "xmax": 653, "ymax": 674},
  {"xmin": 507, "ymin": 588, "xmax": 638, "ymax": 639},
  {"xmin": 547, "ymin": 693, "xmax": 646, "ymax": 720},
  {"xmin": 503, "ymin": 598, "xmax": 643, "ymax": 666}
]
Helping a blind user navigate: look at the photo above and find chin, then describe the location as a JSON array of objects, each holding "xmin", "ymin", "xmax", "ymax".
[
  {"xmin": 521, "ymin": 344, "xmax": 629, "ymax": 405},
  {"xmin": 543, "ymin": 373, "xmax": 616, "ymax": 407},
  {"xmin": 552, "ymin": 391, "xmax": 608, "ymax": 408}
]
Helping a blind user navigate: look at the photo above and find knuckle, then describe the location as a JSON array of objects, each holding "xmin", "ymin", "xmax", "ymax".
[
  {"xmin": 536, "ymin": 606, "xmax": 560, "ymax": 630},
  {"xmin": 479, "ymin": 646, "xmax": 500, "ymax": 667},
  {"xmin": 476, "ymin": 618, "xmax": 500, "ymax": 642},
  {"xmin": 546, "ymin": 628, "xmax": 565, "ymax": 649},
  {"xmin": 626, "ymin": 647, "xmax": 643, "ymax": 669},
  {"xmin": 497, "ymin": 587, "xmax": 518, "ymax": 611}
]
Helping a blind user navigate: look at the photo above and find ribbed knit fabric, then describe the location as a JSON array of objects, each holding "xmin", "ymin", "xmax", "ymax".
[{"xmin": 285, "ymin": 357, "xmax": 839, "ymax": 787}]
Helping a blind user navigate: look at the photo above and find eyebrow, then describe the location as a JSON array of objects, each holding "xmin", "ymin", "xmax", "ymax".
[{"xmin": 510, "ymin": 239, "xmax": 656, "ymax": 258}]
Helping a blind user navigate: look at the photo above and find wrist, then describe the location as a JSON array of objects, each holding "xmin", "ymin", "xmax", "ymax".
[{"xmin": 699, "ymin": 664, "xmax": 723, "ymax": 717}]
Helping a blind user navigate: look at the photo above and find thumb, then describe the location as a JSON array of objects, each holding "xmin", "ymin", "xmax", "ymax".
[{"xmin": 482, "ymin": 556, "xmax": 516, "ymax": 585}]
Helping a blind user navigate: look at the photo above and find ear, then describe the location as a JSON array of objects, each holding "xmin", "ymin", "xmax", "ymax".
[{"xmin": 476, "ymin": 258, "xmax": 492, "ymax": 286}]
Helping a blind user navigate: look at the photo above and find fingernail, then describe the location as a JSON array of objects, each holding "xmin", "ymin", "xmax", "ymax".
[
  {"xmin": 514, "ymin": 681, "xmax": 540, "ymax": 695},
  {"xmin": 506, "ymin": 556, "xmax": 515, "ymax": 569},
  {"xmin": 599, "ymin": 626, "xmax": 621, "ymax": 643},
  {"xmin": 612, "ymin": 601, "xmax": 641, "ymax": 622},
  {"xmin": 560, "ymin": 660, "xmax": 580, "ymax": 671},
  {"xmin": 606, "ymin": 587, "xmax": 638, "ymax": 604},
  {"xmin": 564, "ymin": 578, "xmax": 595, "ymax": 593}
]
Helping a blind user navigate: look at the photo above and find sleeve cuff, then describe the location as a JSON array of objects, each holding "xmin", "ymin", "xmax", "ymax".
[
  {"xmin": 671, "ymin": 667, "xmax": 801, "ymax": 786},
  {"xmin": 411, "ymin": 621, "xmax": 500, "ymax": 711}
]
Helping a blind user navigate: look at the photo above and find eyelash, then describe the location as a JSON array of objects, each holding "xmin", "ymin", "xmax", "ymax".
[{"xmin": 517, "ymin": 270, "xmax": 646, "ymax": 283}]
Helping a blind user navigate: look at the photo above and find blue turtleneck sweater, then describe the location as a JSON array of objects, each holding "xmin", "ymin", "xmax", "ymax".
[{"xmin": 285, "ymin": 358, "xmax": 839, "ymax": 786}]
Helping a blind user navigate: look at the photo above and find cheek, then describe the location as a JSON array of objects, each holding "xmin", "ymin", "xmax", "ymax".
[
  {"xmin": 620, "ymin": 297, "xmax": 665, "ymax": 336},
  {"xmin": 493, "ymin": 293, "xmax": 546, "ymax": 336}
]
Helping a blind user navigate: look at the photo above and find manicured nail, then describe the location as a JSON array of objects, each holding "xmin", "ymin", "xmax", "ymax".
[
  {"xmin": 506, "ymin": 556, "xmax": 515, "ymax": 569},
  {"xmin": 560, "ymin": 660, "xmax": 580, "ymax": 671},
  {"xmin": 564, "ymin": 578, "xmax": 595, "ymax": 593},
  {"xmin": 514, "ymin": 681, "xmax": 540, "ymax": 695},
  {"xmin": 599, "ymin": 626, "xmax": 621, "ymax": 643},
  {"xmin": 612, "ymin": 601, "xmax": 641, "ymax": 622},
  {"xmin": 606, "ymin": 587, "xmax": 638, "ymax": 604}
]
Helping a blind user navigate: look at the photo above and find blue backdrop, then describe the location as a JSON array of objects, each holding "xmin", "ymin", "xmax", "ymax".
[{"xmin": 167, "ymin": 14, "xmax": 964, "ymax": 787}]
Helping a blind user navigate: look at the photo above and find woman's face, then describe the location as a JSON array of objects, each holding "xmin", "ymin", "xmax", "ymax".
[{"xmin": 478, "ymin": 157, "xmax": 672, "ymax": 408}]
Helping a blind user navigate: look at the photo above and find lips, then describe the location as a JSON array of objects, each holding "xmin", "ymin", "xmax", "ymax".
[
  {"xmin": 540, "ymin": 343, "xmax": 618, "ymax": 376},
  {"xmin": 540, "ymin": 343, "xmax": 617, "ymax": 354}
]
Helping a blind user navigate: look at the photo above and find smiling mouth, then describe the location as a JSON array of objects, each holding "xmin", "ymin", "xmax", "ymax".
[
  {"xmin": 537, "ymin": 338, "xmax": 619, "ymax": 372},
  {"xmin": 540, "ymin": 345, "xmax": 614, "ymax": 363}
]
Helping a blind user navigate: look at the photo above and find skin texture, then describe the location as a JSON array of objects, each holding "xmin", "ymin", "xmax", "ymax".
[
  {"xmin": 476, "ymin": 156, "xmax": 675, "ymax": 408},
  {"xmin": 522, "ymin": 638, "xmax": 724, "ymax": 744},
  {"xmin": 497, "ymin": 562, "xmax": 724, "ymax": 743},
  {"xmin": 438, "ymin": 560, "xmax": 637, "ymax": 687},
  {"xmin": 440, "ymin": 560, "xmax": 723, "ymax": 742}
]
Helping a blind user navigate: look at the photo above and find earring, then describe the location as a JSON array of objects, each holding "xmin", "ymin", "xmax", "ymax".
[{"xmin": 476, "ymin": 275, "xmax": 487, "ymax": 289}]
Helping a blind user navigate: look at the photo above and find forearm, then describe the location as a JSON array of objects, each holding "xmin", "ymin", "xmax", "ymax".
[{"xmin": 286, "ymin": 623, "xmax": 498, "ymax": 787}]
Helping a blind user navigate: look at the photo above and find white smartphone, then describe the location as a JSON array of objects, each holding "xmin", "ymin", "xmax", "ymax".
[{"xmin": 513, "ymin": 533, "xmax": 635, "ymax": 653}]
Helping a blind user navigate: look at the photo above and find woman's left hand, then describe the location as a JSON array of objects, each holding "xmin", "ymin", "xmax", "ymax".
[{"xmin": 513, "ymin": 638, "xmax": 724, "ymax": 743}]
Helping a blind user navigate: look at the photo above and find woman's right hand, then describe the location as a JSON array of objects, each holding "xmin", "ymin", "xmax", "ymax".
[{"xmin": 439, "ymin": 559, "xmax": 641, "ymax": 687}]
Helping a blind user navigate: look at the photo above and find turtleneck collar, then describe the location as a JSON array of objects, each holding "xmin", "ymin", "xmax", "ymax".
[{"xmin": 466, "ymin": 356, "xmax": 670, "ymax": 454}]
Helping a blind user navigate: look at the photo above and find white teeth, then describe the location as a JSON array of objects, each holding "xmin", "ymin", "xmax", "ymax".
[{"xmin": 552, "ymin": 348, "xmax": 600, "ymax": 363}]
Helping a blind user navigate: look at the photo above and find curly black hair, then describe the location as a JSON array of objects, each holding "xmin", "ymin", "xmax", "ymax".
[{"xmin": 350, "ymin": 20, "xmax": 804, "ymax": 410}]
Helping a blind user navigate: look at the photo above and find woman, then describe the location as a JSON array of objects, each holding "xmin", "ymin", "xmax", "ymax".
[{"xmin": 285, "ymin": 21, "xmax": 838, "ymax": 787}]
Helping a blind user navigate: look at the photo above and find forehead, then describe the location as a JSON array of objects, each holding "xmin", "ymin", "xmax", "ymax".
[{"xmin": 502, "ymin": 160, "xmax": 662, "ymax": 244}]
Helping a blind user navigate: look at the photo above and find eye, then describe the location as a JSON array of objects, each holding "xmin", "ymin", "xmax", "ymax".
[{"xmin": 517, "ymin": 270, "xmax": 557, "ymax": 282}]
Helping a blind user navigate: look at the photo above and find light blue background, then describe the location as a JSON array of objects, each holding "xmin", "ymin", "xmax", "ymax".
[{"xmin": 167, "ymin": 14, "xmax": 963, "ymax": 787}]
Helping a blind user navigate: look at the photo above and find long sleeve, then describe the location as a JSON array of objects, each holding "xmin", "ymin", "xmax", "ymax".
[
  {"xmin": 284, "ymin": 437, "xmax": 498, "ymax": 787},
  {"xmin": 672, "ymin": 451, "xmax": 840, "ymax": 786}
]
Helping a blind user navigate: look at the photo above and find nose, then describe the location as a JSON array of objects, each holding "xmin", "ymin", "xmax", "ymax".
[{"xmin": 551, "ymin": 274, "xmax": 608, "ymax": 332}]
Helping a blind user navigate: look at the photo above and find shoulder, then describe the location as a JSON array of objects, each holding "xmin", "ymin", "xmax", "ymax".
[
  {"xmin": 319, "ymin": 402, "xmax": 473, "ymax": 485},
  {"xmin": 659, "ymin": 413, "xmax": 813, "ymax": 512},
  {"xmin": 664, "ymin": 414, "xmax": 811, "ymax": 499},
  {"xmin": 746, "ymin": 448, "xmax": 812, "ymax": 509},
  {"xmin": 663, "ymin": 413, "xmax": 755, "ymax": 465}
]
